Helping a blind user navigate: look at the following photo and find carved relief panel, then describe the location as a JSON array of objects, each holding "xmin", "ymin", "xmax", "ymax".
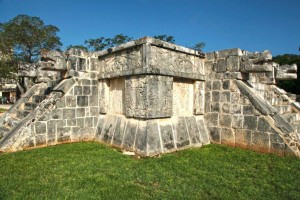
[{"xmin": 125, "ymin": 75, "xmax": 172, "ymax": 119}]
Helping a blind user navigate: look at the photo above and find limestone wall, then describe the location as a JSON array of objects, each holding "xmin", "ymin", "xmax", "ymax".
[
  {"xmin": 94, "ymin": 37, "xmax": 209, "ymax": 155},
  {"xmin": 205, "ymin": 49, "xmax": 300, "ymax": 156},
  {"xmin": 0, "ymin": 37, "xmax": 299, "ymax": 158}
]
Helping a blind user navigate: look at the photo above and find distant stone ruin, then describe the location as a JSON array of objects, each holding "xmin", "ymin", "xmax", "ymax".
[{"xmin": 0, "ymin": 37, "xmax": 299, "ymax": 157}]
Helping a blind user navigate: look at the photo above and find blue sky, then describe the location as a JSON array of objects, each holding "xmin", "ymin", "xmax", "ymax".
[{"xmin": 0, "ymin": 0, "xmax": 299, "ymax": 55}]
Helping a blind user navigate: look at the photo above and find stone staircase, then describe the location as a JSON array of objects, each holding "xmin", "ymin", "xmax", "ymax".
[
  {"xmin": 0, "ymin": 83, "xmax": 49, "ymax": 140},
  {"xmin": 268, "ymin": 88, "xmax": 300, "ymax": 155},
  {"xmin": 273, "ymin": 88, "xmax": 300, "ymax": 137}
]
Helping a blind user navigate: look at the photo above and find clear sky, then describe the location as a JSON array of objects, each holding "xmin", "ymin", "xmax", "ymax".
[{"xmin": 0, "ymin": 0, "xmax": 299, "ymax": 56}]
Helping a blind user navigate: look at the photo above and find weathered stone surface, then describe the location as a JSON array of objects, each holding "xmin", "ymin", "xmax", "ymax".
[
  {"xmin": 185, "ymin": 116, "xmax": 201, "ymax": 144},
  {"xmin": 243, "ymin": 116, "xmax": 257, "ymax": 130},
  {"xmin": 216, "ymin": 59, "xmax": 226, "ymax": 72},
  {"xmin": 272, "ymin": 114, "xmax": 294, "ymax": 134},
  {"xmin": 47, "ymin": 120, "xmax": 56, "ymax": 142},
  {"xmin": 226, "ymin": 56, "xmax": 240, "ymax": 72},
  {"xmin": 236, "ymin": 80, "xmax": 277, "ymax": 115},
  {"xmin": 65, "ymin": 96, "xmax": 76, "ymax": 107},
  {"xmin": 1, "ymin": 37, "xmax": 299, "ymax": 158},
  {"xmin": 243, "ymin": 105, "xmax": 255, "ymax": 115},
  {"xmin": 74, "ymin": 86, "xmax": 82, "ymax": 95},
  {"xmin": 85, "ymin": 117, "xmax": 94, "ymax": 128},
  {"xmin": 174, "ymin": 117, "xmax": 190, "ymax": 148},
  {"xmin": 207, "ymin": 127, "xmax": 220, "ymax": 143},
  {"xmin": 230, "ymin": 104, "xmax": 241, "ymax": 114},
  {"xmin": 211, "ymin": 103, "xmax": 221, "ymax": 112},
  {"xmin": 63, "ymin": 109, "xmax": 75, "ymax": 119},
  {"xmin": 53, "ymin": 78, "xmax": 76, "ymax": 94},
  {"xmin": 57, "ymin": 127, "xmax": 71, "ymax": 142},
  {"xmin": 125, "ymin": 75, "xmax": 173, "ymax": 118},
  {"xmin": 56, "ymin": 98, "xmax": 65, "ymax": 108},
  {"xmin": 95, "ymin": 115, "xmax": 105, "ymax": 138},
  {"xmin": 221, "ymin": 128, "xmax": 235, "ymax": 146},
  {"xmin": 251, "ymin": 131, "xmax": 270, "ymax": 152},
  {"xmin": 219, "ymin": 114, "xmax": 232, "ymax": 127},
  {"xmin": 212, "ymin": 81, "xmax": 221, "ymax": 90},
  {"xmin": 173, "ymin": 78, "xmax": 193, "ymax": 116},
  {"xmin": 112, "ymin": 116, "xmax": 126, "ymax": 147},
  {"xmin": 204, "ymin": 113, "xmax": 219, "ymax": 126},
  {"xmin": 99, "ymin": 115, "xmax": 118, "ymax": 144},
  {"xmin": 146, "ymin": 121, "xmax": 162, "ymax": 155},
  {"xmin": 222, "ymin": 80, "xmax": 231, "ymax": 90},
  {"xmin": 196, "ymin": 117, "xmax": 210, "ymax": 144},
  {"xmin": 150, "ymin": 45, "xmax": 205, "ymax": 75},
  {"xmin": 76, "ymin": 118, "xmax": 84, "ymax": 127},
  {"xmin": 220, "ymin": 91, "xmax": 231, "ymax": 102},
  {"xmin": 160, "ymin": 124, "xmax": 175, "ymax": 150},
  {"xmin": 135, "ymin": 121, "xmax": 147, "ymax": 155},
  {"xmin": 235, "ymin": 129, "xmax": 251, "ymax": 148},
  {"xmin": 257, "ymin": 117, "xmax": 271, "ymax": 133},
  {"xmin": 232, "ymin": 115, "xmax": 243, "ymax": 128},
  {"xmin": 194, "ymin": 81, "xmax": 205, "ymax": 115},
  {"xmin": 212, "ymin": 91, "xmax": 220, "ymax": 102},
  {"xmin": 122, "ymin": 120, "xmax": 138, "ymax": 150},
  {"xmin": 67, "ymin": 119, "xmax": 76, "ymax": 126},
  {"xmin": 35, "ymin": 122, "xmax": 47, "ymax": 134},
  {"xmin": 35, "ymin": 134, "xmax": 46, "ymax": 146},
  {"xmin": 77, "ymin": 96, "xmax": 88, "ymax": 107}
]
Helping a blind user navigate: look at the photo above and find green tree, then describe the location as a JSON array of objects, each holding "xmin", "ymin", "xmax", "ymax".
[
  {"xmin": 153, "ymin": 35, "xmax": 175, "ymax": 43},
  {"xmin": 190, "ymin": 42, "xmax": 206, "ymax": 52},
  {"xmin": 110, "ymin": 34, "xmax": 133, "ymax": 46},
  {"xmin": 0, "ymin": 31, "xmax": 17, "ymax": 80},
  {"xmin": 0, "ymin": 15, "xmax": 62, "ymax": 63},
  {"xmin": 66, "ymin": 45, "xmax": 88, "ymax": 52},
  {"xmin": 85, "ymin": 34, "xmax": 133, "ymax": 51},
  {"xmin": 272, "ymin": 54, "xmax": 300, "ymax": 94}
]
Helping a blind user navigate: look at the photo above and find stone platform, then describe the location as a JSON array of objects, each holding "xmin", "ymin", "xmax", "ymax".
[{"xmin": 0, "ymin": 37, "xmax": 299, "ymax": 157}]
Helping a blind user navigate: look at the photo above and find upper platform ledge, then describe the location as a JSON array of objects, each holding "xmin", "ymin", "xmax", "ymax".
[{"xmin": 93, "ymin": 36, "xmax": 206, "ymax": 58}]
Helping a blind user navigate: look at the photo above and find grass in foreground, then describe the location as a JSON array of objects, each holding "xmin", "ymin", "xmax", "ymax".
[{"xmin": 0, "ymin": 142, "xmax": 299, "ymax": 199}]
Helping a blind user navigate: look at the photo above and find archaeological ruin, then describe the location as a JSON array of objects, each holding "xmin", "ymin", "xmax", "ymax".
[{"xmin": 0, "ymin": 37, "xmax": 299, "ymax": 157}]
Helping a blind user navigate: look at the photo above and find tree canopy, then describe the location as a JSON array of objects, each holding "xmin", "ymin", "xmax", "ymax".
[
  {"xmin": 85, "ymin": 34, "xmax": 133, "ymax": 51},
  {"xmin": 153, "ymin": 35, "xmax": 175, "ymax": 43},
  {"xmin": 272, "ymin": 54, "xmax": 300, "ymax": 95},
  {"xmin": 0, "ymin": 15, "xmax": 62, "ymax": 63},
  {"xmin": 190, "ymin": 42, "xmax": 206, "ymax": 52},
  {"xmin": 66, "ymin": 45, "xmax": 88, "ymax": 52},
  {"xmin": 84, "ymin": 34, "xmax": 206, "ymax": 52}
]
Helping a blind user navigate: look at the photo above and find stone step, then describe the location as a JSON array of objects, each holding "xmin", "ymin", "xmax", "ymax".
[
  {"xmin": 0, "ymin": 126, "xmax": 11, "ymax": 139},
  {"xmin": 24, "ymin": 102, "xmax": 38, "ymax": 111},
  {"xmin": 281, "ymin": 113, "xmax": 300, "ymax": 124},
  {"xmin": 31, "ymin": 95, "xmax": 46, "ymax": 103},
  {"xmin": 16, "ymin": 109, "xmax": 31, "ymax": 118},
  {"xmin": 292, "ymin": 121, "xmax": 300, "ymax": 133},
  {"xmin": 276, "ymin": 105, "xmax": 291, "ymax": 114},
  {"xmin": 6, "ymin": 117, "xmax": 20, "ymax": 128}
]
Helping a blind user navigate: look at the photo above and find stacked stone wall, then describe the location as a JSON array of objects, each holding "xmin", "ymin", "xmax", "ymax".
[
  {"xmin": 204, "ymin": 48, "xmax": 300, "ymax": 156},
  {"xmin": 0, "ymin": 37, "xmax": 299, "ymax": 157}
]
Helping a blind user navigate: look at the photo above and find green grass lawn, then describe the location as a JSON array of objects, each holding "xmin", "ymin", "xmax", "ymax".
[{"xmin": 0, "ymin": 142, "xmax": 299, "ymax": 199}]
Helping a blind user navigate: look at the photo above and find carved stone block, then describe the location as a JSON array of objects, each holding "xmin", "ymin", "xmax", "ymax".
[{"xmin": 125, "ymin": 75, "xmax": 172, "ymax": 119}]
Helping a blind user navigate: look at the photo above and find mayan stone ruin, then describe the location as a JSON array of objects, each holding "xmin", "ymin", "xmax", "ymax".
[{"xmin": 0, "ymin": 37, "xmax": 299, "ymax": 157}]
